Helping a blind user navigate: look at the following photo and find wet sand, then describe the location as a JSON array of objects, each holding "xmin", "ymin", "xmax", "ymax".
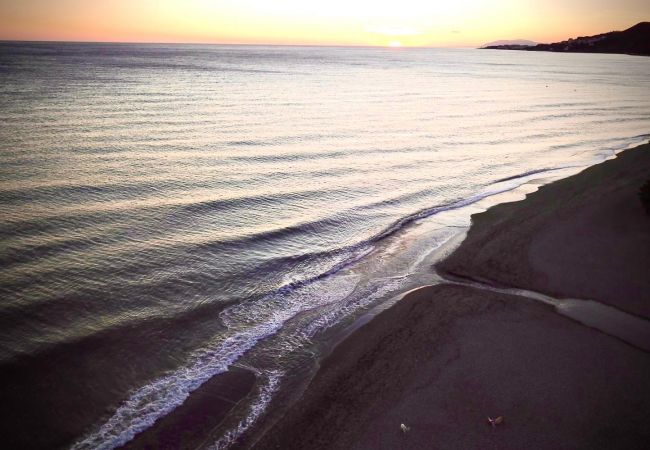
[
  {"xmin": 122, "ymin": 367, "xmax": 255, "ymax": 450},
  {"xmin": 0, "ymin": 309, "xmax": 256, "ymax": 450},
  {"xmin": 252, "ymin": 142, "xmax": 650, "ymax": 449},
  {"xmin": 439, "ymin": 142, "xmax": 650, "ymax": 318}
]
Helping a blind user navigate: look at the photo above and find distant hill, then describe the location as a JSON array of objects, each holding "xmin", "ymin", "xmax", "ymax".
[
  {"xmin": 482, "ymin": 39, "xmax": 537, "ymax": 48},
  {"xmin": 483, "ymin": 22, "xmax": 650, "ymax": 56}
]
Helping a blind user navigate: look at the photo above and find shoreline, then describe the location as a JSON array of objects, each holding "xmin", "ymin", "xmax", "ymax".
[
  {"xmin": 2, "ymin": 41, "xmax": 650, "ymax": 450},
  {"xmin": 438, "ymin": 141, "xmax": 650, "ymax": 319},
  {"xmin": 121, "ymin": 367, "xmax": 256, "ymax": 450},
  {"xmin": 251, "ymin": 141, "xmax": 650, "ymax": 449},
  {"xmin": 84, "ymin": 140, "xmax": 650, "ymax": 450}
]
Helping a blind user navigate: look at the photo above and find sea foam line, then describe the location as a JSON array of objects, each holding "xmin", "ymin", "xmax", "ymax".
[
  {"xmin": 68, "ymin": 193, "xmax": 520, "ymax": 450},
  {"xmin": 71, "ymin": 273, "xmax": 359, "ymax": 450},
  {"xmin": 70, "ymin": 138, "xmax": 643, "ymax": 449},
  {"xmin": 210, "ymin": 370, "xmax": 283, "ymax": 450},
  {"xmin": 70, "ymin": 329, "xmax": 263, "ymax": 450}
]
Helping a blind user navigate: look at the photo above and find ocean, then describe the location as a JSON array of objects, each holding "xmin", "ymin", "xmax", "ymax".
[{"xmin": 1, "ymin": 42, "xmax": 649, "ymax": 449}]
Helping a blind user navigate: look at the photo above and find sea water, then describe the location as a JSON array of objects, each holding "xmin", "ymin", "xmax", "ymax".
[{"xmin": 1, "ymin": 42, "xmax": 649, "ymax": 448}]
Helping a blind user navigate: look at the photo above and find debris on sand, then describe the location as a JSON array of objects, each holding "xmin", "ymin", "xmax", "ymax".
[{"xmin": 487, "ymin": 416, "xmax": 504, "ymax": 427}]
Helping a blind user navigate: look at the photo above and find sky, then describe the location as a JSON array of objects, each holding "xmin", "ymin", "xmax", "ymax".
[{"xmin": 0, "ymin": 0, "xmax": 648, "ymax": 47}]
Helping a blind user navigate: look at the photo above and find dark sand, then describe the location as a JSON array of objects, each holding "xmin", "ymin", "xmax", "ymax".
[
  {"xmin": 123, "ymin": 367, "xmax": 255, "ymax": 450},
  {"xmin": 253, "ymin": 143, "xmax": 650, "ymax": 449},
  {"xmin": 439, "ymin": 142, "xmax": 650, "ymax": 318}
]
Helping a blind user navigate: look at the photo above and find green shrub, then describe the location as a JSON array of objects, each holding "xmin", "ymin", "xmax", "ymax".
[{"xmin": 640, "ymin": 180, "xmax": 650, "ymax": 215}]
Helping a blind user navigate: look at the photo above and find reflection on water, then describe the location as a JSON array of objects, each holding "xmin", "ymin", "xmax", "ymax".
[{"xmin": 1, "ymin": 43, "xmax": 649, "ymax": 448}]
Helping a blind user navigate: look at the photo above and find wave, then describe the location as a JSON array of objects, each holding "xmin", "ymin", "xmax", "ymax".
[
  {"xmin": 200, "ymin": 180, "xmax": 545, "ymax": 301},
  {"xmin": 70, "ymin": 266, "xmax": 360, "ymax": 450},
  {"xmin": 221, "ymin": 144, "xmax": 447, "ymax": 165},
  {"xmin": 0, "ymin": 285, "xmax": 236, "ymax": 363},
  {"xmin": 224, "ymin": 132, "xmax": 345, "ymax": 147},
  {"xmin": 492, "ymin": 135, "xmax": 649, "ymax": 186},
  {"xmin": 68, "ymin": 167, "xmax": 560, "ymax": 449},
  {"xmin": 210, "ymin": 370, "xmax": 283, "ymax": 450},
  {"xmin": 7, "ymin": 134, "xmax": 648, "ymax": 360},
  {"xmin": 492, "ymin": 166, "xmax": 570, "ymax": 184},
  {"xmin": 70, "ymin": 329, "xmax": 265, "ymax": 450},
  {"xmin": 179, "ymin": 188, "xmax": 333, "ymax": 216},
  {"xmin": 0, "ymin": 181, "xmax": 158, "ymax": 206}
]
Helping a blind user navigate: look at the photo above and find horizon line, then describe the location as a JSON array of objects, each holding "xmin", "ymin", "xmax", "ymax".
[{"xmin": 0, "ymin": 38, "xmax": 481, "ymax": 49}]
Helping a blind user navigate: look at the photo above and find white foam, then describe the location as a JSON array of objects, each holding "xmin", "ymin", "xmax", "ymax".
[
  {"xmin": 71, "ymin": 329, "xmax": 263, "ymax": 449},
  {"xmin": 70, "ymin": 134, "xmax": 650, "ymax": 450},
  {"xmin": 298, "ymin": 276, "xmax": 408, "ymax": 342},
  {"xmin": 71, "ymin": 273, "xmax": 359, "ymax": 450},
  {"xmin": 210, "ymin": 370, "xmax": 283, "ymax": 450}
]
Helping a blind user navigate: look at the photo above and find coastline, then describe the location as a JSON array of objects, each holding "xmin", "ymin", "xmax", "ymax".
[
  {"xmin": 251, "ymin": 141, "xmax": 650, "ymax": 449},
  {"xmin": 438, "ymin": 141, "xmax": 650, "ymax": 319},
  {"xmin": 2, "ymin": 41, "xmax": 650, "ymax": 450}
]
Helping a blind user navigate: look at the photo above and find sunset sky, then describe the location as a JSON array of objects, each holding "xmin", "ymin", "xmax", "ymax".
[{"xmin": 0, "ymin": 0, "xmax": 648, "ymax": 47}]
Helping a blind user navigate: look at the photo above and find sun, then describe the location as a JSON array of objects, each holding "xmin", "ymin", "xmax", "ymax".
[{"xmin": 388, "ymin": 40, "xmax": 402, "ymax": 48}]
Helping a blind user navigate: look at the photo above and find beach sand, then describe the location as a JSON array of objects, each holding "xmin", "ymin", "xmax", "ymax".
[
  {"xmin": 123, "ymin": 367, "xmax": 255, "ymax": 450},
  {"xmin": 439, "ymin": 142, "xmax": 650, "ymax": 319},
  {"xmin": 252, "ymin": 142, "xmax": 650, "ymax": 449}
]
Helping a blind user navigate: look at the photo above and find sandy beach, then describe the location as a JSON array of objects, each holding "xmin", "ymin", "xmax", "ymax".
[
  {"xmin": 252, "ymin": 142, "xmax": 650, "ymax": 449},
  {"xmin": 123, "ymin": 367, "xmax": 256, "ymax": 450},
  {"xmin": 439, "ymin": 142, "xmax": 650, "ymax": 319}
]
